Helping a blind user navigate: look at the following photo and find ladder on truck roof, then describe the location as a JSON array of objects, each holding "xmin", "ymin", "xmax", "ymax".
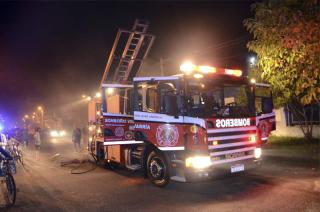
[{"xmin": 100, "ymin": 19, "xmax": 155, "ymax": 86}]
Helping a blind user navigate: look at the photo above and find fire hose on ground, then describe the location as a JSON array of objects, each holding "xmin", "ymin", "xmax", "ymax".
[{"xmin": 53, "ymin": 147, "xmax": 99, "ymax": 174}]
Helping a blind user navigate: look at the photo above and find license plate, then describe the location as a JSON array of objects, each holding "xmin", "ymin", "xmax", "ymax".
[{"xmin": 231, "ymin": 164, "xmax": 244, "ymax": 173}]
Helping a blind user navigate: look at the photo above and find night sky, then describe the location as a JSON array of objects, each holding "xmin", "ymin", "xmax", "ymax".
[{"xmin": 0, "ymin": 1, "xmax": 254, "ymax": 127}]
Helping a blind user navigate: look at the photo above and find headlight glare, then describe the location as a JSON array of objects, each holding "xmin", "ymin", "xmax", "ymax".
[
  {"xmin": 60, "ymin": 131, "xmax": 66, "ymax": 136},
  {"xmin": 186, "ymin": 156, "xmax": 211, "ymax": 169},
  {"xmin": 50, "ymin": 131, "xmax": 58, "ymax": 137},
  {"xmin": 254, "ymin": 148, "xmax": 262, "ymax": 159}
]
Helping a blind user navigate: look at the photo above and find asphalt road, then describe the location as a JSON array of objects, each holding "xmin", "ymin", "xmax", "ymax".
[{"xmin": 1, "ymin": 138, "xmax": 319, "ymax": 212}]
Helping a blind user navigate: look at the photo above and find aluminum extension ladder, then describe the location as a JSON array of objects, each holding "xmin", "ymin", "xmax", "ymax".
[{"xmin": 100, "ymin": 19, "xmax": 155, "ymax": 85}]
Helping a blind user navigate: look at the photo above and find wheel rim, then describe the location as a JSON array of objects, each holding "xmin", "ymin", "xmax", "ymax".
[{"xmin": 149, "ymin": 157, "xmax": 165, "ymax": 180}]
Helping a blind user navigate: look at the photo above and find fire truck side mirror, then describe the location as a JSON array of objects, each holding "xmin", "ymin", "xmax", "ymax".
[
  {"xmin": 163, "ymin": 94, "xmax": 178, "ymax": 117},
  {"xmin": 261, "ymin": 97, "xmax": 273, "ymax": 114}
]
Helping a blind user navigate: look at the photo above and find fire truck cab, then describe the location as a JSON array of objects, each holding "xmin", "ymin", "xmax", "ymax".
[{"xmin": 92, "ymin": 65, "xmax": 275, "ymax": 187}]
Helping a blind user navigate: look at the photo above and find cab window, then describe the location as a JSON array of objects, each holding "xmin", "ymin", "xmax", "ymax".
[
  {"xmin": 255, "ymin": 86, "xmax": 272, "ymax": 114},
  {"xmin": 146, "ymin": 86, "xmax": 158, "ymax": 112},
  {"xmin": 103, "ymin": 87, "xmax": 133, "ymax": 115},
  {"xmin": 135, "ymin": 81, "xmax": 177, "ymax": 115}
]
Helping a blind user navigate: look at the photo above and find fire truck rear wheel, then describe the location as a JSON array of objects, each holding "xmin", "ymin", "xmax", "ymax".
[{"xmin": 147, "ymin": 151, "xmax": 169, "ymax": 187}]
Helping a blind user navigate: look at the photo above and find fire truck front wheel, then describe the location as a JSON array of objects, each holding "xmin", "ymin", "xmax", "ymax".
[{"xmin": 147, "ymin": 151, "xmax": 170, "ymax": 187}]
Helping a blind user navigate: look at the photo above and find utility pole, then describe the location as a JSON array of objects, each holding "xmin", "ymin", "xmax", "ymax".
[
  {"xmin": 160, "ymin": 57, "xmax": 164, "ymax": 76},
  {"xmin": 37, "ymin": 106, "xmax": 44, "ymax": 128}
]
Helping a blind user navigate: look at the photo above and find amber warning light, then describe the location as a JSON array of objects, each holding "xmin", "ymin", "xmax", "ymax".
[{"xmin": 180, "ymin": 61, "xmax": 242, "ymax": 77}]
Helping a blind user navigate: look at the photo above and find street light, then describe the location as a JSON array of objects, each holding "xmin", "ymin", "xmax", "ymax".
[
  {"xmin": 95, "ymin": 92, "xmax": 101, "ymax": 98},
  {"xmin": 37, "ymin": 106, "xmax": 44, "ymax": 128},
  {"xmin": 249, "ymin": 56, "xmax": 257, "ymax": 66},
  {"xmin": 81, "ymin": 94, "xmax": 92, "ymax": 101}
]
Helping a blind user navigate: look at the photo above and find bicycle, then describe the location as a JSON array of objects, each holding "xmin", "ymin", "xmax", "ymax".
[
  {"xmin": 6, "ymin": 139, "xmax": 24, "ymax": 167},
  {"xmin": 11, "ymin": 142, "xmax": 24, "ymax": 167},
  {"xmin": 0, "ymin": 155, "xmax": 16, "ymax": 206}
]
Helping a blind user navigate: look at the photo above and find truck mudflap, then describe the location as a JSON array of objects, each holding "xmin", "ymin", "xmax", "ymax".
[{"xmin": 170, "ymin": 158, "xmax": 261, "ymax": 183}]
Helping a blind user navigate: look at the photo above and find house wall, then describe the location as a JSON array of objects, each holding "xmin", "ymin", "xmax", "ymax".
[{"xmin": 272, "ymin": 107, "xmax": 320, "ymax": 138}]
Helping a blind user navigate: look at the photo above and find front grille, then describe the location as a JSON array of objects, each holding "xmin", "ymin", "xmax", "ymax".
[{"xmin": 207, "ymin": 126, "xmax": 257, "ymax": 165}]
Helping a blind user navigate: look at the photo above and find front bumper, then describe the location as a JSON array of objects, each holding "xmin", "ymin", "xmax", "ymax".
[{"xmin": 171, "ymin": 158, "xmax": 261, "ymax": 182}]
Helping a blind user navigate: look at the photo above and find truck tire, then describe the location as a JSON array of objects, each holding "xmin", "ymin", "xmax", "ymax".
[{"xmin": 147, "ymin": 151, "xmax": 169, "ymax": 187}]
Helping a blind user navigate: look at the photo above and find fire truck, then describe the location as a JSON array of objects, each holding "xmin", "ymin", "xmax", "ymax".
[{"xmin": 89, "ymin": 20, "xmax": 276, "ymax": 187}]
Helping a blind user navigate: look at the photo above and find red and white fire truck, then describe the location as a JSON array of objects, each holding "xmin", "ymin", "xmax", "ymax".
[
  {"xmin": 90, "ymin": 66, "xmax": 276, "ymax": 187},
  {"xmin": 88, "ymin": 20, "xmax": 276, "ymax": 187}
]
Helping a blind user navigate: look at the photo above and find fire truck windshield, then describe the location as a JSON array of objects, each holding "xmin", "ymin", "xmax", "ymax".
[{"xmin": 185, "ymin": 80, "xmax": 254, "ymax": 118}]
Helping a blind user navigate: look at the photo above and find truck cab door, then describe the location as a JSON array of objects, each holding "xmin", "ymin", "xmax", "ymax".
[
  {"xmin": 255, "ymin": 83, "xmax": 276, "ymax": 143},
  {"xmin": 133, "ymin": 80, "xmax": 184, "ymax": 150}
]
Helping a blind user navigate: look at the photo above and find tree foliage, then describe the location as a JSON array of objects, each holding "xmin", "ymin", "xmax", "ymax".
[{"xmin": 244, "ymin": 0, "xmax": 320, "ymax": 107}]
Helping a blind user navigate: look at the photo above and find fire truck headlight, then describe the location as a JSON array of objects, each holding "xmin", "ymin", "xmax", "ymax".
[
  {"xmin": 50, "ymin": 131, "xmax": 58, "ymax": 137},
  {"xmin": 59, "ymin": 130, "xmax": 66, "ymax": 136},
  {"xmin": 186, "ymin": 156, "xmax": 211, "ymax": 169},
  {"xmin": 254, "ymin": 148, "xmax": 262, "ymax": 159}
]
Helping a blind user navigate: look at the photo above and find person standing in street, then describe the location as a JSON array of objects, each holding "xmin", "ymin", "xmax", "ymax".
[
  {"xmin": 22, "ymin": 128, "xmax": 29, "ymax": 148},
  {"xmin": 81, "ymin": 126, "xmax": 88, "ymax": 152},
  {"xmin": 34, "ymin": 128, "xmax": 41, "ymax": 150},
  {"xmin": 72, "ymin": 127, "xmax": 81, "ymax": 152},
  {"xmin": 34, "ymin": 128, "xmax": 41, "ymax": 159}
]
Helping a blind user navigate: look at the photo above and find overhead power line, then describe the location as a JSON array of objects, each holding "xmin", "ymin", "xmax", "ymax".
[
  {"xmin": 162, "ymin": 35, "xmax": 248, "ymax": 63},
  {"xmin": 143, "ymin": 35, "xmax": 249, "ymax": 72}
]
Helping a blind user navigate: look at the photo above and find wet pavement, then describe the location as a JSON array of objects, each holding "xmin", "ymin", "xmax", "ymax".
[{"xmin": 1, "ymin": 138, "xmax": 319, "ymax": 212}]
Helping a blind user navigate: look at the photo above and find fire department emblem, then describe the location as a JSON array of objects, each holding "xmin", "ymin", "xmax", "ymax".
[
  {"xmin": 156, "ymin": 124, "xmax": 179, "ymax": 146},
  {"xmin": 125, "ymin": 131, "xmax": 134, "ymax": 140},
  {"xmin": 115, "ymin": 127, "xmax": 124, "ymax": 137}
]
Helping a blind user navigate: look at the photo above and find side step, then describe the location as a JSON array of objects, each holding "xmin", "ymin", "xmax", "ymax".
[
  {"xmin": 126, "ymin": 164, "xmax": 141, "ymax": 171},
  {"xmin": 131, "ymin": 150, "xmax": 143, "ymax": 159}
]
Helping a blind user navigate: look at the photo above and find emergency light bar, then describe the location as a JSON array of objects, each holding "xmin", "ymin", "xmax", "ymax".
[
  {"xmin": 180, "ymin": 61, "xmax": 242, "ymax": 77},
  {"xmin": 224, "ymin": 69, "xmax": 242, "ymax": 77}
]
